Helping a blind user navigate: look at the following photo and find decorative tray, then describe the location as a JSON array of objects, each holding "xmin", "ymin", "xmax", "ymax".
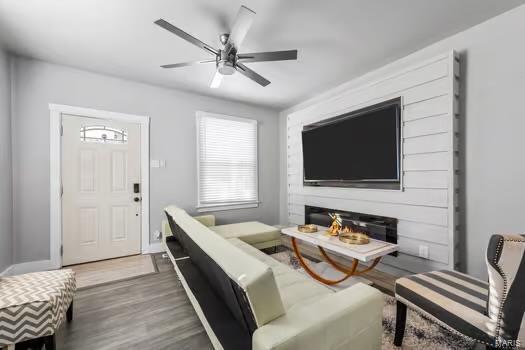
[
  {"xmin": 297, "ymin": 224, "xmax": 318, "ymax": 233},
  {"xmin": 339, "ymin": 232, "xmax": 370, "ymax": 245}
]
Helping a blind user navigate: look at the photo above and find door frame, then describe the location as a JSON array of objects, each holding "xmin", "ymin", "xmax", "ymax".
[{"xmin": 49, "ymin": 104, "xmax": 150, "ymax": 268}]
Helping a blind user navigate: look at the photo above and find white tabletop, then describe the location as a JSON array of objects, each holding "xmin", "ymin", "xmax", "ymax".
[{"xmin": 281, "ymin": 226, "xmax": 399, "ymax": 262}]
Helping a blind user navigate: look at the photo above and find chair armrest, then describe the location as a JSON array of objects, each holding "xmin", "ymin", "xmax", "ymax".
[
  {"xmin": 252, "ymin": 283, "xmax": 383, "ymax": 350},
  {"xmin": 193, "ymin": 214, "xmax": 216, "ymax": 227}
]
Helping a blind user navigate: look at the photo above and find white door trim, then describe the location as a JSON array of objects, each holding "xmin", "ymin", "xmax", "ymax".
[{"xmin": 49, "ymin": 104, "xmax": 150, "ymax": 269}]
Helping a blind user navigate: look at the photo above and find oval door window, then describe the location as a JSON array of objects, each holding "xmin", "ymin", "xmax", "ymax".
[{"xmin": 80, "ymin": 125, "xmax": 128, "ymax": 144}]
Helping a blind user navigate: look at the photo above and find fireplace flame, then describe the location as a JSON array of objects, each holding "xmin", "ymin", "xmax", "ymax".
[{"xmin": 341, "ymin": 225, "xmax": 368, "ymax": 237}]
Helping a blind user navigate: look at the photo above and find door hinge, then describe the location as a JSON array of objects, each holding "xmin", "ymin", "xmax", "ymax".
[
  {"xmin": 60, "ymin": 245, "xmax": 63, "ymax": 257},
  {"xmin": 60, "ymin": 124, "xmax": 63, "ymax": 136}
]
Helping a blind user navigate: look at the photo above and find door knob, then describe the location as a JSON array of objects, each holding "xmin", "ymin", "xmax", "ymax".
[{"xmin": 134, "ymin": 197, "xmax": 141, "ymax": 202}]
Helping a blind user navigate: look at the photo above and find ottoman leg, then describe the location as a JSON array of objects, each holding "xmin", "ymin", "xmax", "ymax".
[
  {"xmin": 394, "ymin": 300, "xmax": 407, "ymax": 347},
  {"xmin": 67, "ymin": 301, "xmax": 74, "ymax": 322},
  {"xmin": 43, "ymin": 334, "xmax": 56, "ymax": 350}
]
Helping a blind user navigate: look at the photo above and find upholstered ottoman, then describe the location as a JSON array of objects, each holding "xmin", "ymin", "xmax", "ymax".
[
  {"xmin": 209, "ymin": 221, "xmax": 281, "ymax": 249},
  {"xmin": 0, "ymin": 269, "xmax": 76, "ymax": 350}
]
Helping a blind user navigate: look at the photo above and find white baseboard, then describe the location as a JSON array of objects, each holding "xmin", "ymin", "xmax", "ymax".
[
  {"xmin": 1, "ymin": 260, "xmax": 56, "ymax": 276},
  {"xmin": 143, "ymin": 242, "xmax": 165, "ymax": 254},
  {"xmin": 0, "ymin": 264, "xmax": 14, "ymax": 277}
]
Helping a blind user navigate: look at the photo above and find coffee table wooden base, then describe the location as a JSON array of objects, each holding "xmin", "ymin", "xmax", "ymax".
[{"xmin": 291, "ymin": 237, "xmax": 382, "ymax": 286}]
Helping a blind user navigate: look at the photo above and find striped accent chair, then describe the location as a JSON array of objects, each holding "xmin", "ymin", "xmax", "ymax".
[
  {"xmin": 394, "ymin": 234, "xmax": 525, "ymax": 349},
  {"xmin": 0, "ymin": 269, "xmax": 76, "ymax": 350}
]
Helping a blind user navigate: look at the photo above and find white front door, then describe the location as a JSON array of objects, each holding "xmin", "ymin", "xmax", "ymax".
[{"xmin": 62, "ymin": 114, "xmax": 141, "ymax": 265}]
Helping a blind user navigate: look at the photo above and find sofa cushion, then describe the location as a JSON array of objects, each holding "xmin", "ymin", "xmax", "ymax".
[
  {"xmin": 228, "ymin": 238, "xmax": 333, "ymax": 311},
  {"xmin": 165, "ymin": 205, "xmax": 285, "ymax": 329},
  {"xmin": 193, "ymin": 214, "xmax": 216, "ymax": 227},
  {"xmin": 253, "ymin": 283, "xmax": 384, "ymax": 350},
  {"xmin": 210, "ymin": 221, "xmax": 281, "ymax": 245}
]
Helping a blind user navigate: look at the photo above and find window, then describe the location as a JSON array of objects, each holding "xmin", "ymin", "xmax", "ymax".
[
  {"xmin": 80, "ymin": 125, "xmax": 127, "ymax": 144},
  {"xmin": 196, "ymin": 112, "xmax": 258, "ymax": 211}
]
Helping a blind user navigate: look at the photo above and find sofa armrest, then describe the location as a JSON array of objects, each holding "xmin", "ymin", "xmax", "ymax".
[
  {"xmin": 193, "ymin": 214, "xmax": 216, "ymax": 227},
  {"xmin": 252, "ymin": 283, "xmax": 383, "ymax": 350}
]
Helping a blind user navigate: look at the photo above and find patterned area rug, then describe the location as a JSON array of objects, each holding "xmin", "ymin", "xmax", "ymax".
[{"xmin": 270, "ymin": 251, "xmax": 476, "ymax": 350}]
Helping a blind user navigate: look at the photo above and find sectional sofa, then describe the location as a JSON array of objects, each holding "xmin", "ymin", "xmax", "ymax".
[{"xmin": 163, "ymin": 205, "xmax": 384, "ymax": 350}]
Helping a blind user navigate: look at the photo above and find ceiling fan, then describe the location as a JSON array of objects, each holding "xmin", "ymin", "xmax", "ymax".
[{"xmin": 154, "ymin": 5, "xmax": 298, "ymax": 88}]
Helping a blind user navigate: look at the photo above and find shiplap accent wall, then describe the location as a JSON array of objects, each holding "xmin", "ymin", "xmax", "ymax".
[{"xmin": 286, "ymin": 51, "xmax": 460, "ymax": 275}]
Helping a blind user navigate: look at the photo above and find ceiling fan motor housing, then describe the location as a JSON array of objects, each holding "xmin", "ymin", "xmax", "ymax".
[{"xmin": 219, "ymin": 33, "xmax": 230, "ymax": 46}]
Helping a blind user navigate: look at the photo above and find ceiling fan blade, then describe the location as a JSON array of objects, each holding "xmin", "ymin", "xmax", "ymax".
[
  {"xmin": 225, "ymin": 6, "xmax": 255, "ymax": 52},
  {"xmin": 235, "ymin": 62, "xmax": 270, "ymax": 87},
  {"xmin": 161, "ymin": 59, "xmax": 216, "ymax": 69},
  {"xmin": 237, "ymin": 50, "xmax": 298, "ymax": 63},
  {"xmin": 210, "ymin": 71, "xmax": 223, "ymax": 88},
  {"xmin": 154, "ymin": 19, "xmax": 219, "ymax": 56}
]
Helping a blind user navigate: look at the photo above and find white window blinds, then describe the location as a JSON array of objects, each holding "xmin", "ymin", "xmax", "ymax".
[{"xmin": 196, "ymin": 112, "xmax": 258, "ymax": 210}]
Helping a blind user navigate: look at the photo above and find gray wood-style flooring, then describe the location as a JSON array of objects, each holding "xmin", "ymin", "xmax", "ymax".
[{"xmin": 55, "ymin": 254, "xmax": 212, "ymax": 350}]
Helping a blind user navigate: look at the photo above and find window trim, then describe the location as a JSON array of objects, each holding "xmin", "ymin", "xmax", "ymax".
[{"xmin": 196, "ymin": 111, "xmax": 259, "ymax": 212}]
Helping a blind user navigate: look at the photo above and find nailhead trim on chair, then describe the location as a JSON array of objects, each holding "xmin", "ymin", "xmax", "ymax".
[
  {"xmin": 491, "ymin": 236, "xmax": 524, "ymax": 342},
  {"xmin": 487, "ymin": 234, "xmax": 525, "ymax": 345},
  {"xmin": 492, "ymin": 237, "xmax": 506, "ymax": 341}
]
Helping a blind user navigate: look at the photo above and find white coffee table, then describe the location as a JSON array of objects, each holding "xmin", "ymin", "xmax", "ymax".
[{"xmin": 281, "ymin": 226, "xmax": 399, "ymax": 287}]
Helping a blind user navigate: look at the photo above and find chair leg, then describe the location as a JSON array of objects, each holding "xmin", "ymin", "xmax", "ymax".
[
  {"xmin": 43, "ymin": 334, "xmax": 56, "ymax": 350},
  {"xmin": 394, "ymin": 300, "xmax": 407, "ymax": 347},
  {"xmin": 67, "ymin": 300, "xmax": 74, "ymax": 322}
]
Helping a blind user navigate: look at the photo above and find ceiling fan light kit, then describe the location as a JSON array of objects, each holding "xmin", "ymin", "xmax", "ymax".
[
  {"xmin": 210, "ymin": 71, "xmax": 223, "ymax": 89},
  {"xmin": 155, "ymin": 5, "xmax": 298, "ymax": 88},
  {"xmin": 217, "ymin": 60, "xmax": 235, "ymax": 75}
]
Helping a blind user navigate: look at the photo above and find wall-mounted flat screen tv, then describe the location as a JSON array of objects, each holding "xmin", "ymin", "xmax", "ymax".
[{"xmin": 302, "ymin": 97, "xmax": 401, "ymax": 189}]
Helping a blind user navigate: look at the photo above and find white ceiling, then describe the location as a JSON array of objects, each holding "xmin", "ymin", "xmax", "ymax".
[{"xmin": 0, "ymin": 0, "xmax": 523, "ymax": 108}]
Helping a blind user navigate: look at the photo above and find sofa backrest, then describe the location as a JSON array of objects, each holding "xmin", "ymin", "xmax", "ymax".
[{"xmin": 164, "ymin": 205, "xmax": 285, "ymax": 333}]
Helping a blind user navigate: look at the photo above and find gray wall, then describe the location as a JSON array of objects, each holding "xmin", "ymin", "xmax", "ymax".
[
  {"xmin": 0, "ymin": 48, "xmax": 12, "ymax": 272},
  {"xmin": 11, "ymin": 57, "xmax": 280, "ymax": 264},
  {"xmin": 278, "ymin": 5, "xmax": 525, "ymax": 279}
]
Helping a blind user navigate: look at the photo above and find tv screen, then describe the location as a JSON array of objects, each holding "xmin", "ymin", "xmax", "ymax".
[{"xmin": 302, "ymin": 98, "xmax": 401, "ymax": 188}]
